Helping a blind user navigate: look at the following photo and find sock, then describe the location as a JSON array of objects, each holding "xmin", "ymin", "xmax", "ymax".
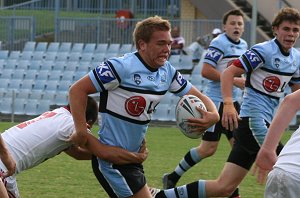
[
  {"xmin": 228, "ymin": 187, "xmax": 240, "ymax": 198},
  {"xmin": 157, "ymin": 180, "xmax": 206, "ymax": 198},
  {"xmin": 169, "ymin": 147, "xmax": 202, "ymax": 182}
]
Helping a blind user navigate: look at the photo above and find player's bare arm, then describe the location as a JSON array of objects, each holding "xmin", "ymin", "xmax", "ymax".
[
  {"xmin": 221, "ymin": 65, "xmax": 244, "ymax": 131},
  {"xmin": 84, "ymin": 132, "xmax": 148, "ymax": 164},
  {"xmin": 69, "ymin": 75, "xmax": 97, "ymax": 147}
]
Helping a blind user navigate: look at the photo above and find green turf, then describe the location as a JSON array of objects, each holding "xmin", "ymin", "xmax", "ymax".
[{"xmin": 0, "ymin": 122, "xmax": 292, "ymax": 197}]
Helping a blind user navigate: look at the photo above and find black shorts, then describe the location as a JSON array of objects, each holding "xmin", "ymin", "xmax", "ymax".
[
  {"xmin": 202, "ymin": 101, "xmax": 240, "ymax": 141},
  {"xmin": 227, "ymin": 117, "xmax": 284, "ymax": 170},
  {"xmin": 91, "ymin": 155, "xmax": 146, "ymax": 198}
]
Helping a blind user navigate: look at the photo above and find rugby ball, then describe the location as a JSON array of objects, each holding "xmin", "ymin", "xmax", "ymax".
[{"xmin": 176, "ymin": 95, "xmax": 207, "ymax": 139}]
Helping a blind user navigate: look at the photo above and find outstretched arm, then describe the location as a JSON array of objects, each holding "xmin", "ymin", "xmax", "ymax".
[
  {"xmin": 253, "ymin": 90, "xmax": 300, "ymax": 184},
  {"xmin": 65, "ymin": 132, "xmax": 148, "ymax": 165}
]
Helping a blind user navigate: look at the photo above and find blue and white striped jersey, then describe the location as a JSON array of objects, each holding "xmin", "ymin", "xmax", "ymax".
[
  {"xmin": 89, "ymin": 52, "xmax": 192, "ymax": 152},
  {"xmin": 204, "ymin": 33, "xmax": 248, "ymax": 102},
  {"xmin": 239, "ymin": 38, "xmax": 300, "ymax": 123}
]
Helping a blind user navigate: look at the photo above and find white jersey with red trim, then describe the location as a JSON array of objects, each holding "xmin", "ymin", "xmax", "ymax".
[
  {"xmin": 1, "ymin": 107, "xmax": 74, "ymax": 174},
  {"xmin": 89, "ymin": 52, "xmax": 192, "ymax": 152},
  {"xmin": 239, "ymin": 38, "xmax": 300, "ymax": 123}
]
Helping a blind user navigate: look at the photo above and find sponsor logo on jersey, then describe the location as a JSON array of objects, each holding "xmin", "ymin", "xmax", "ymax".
[
  {"xmin": 244, "ymin": 50, "xmax": 262, "ymax": 69},
  {"xmin": 95, "ymin": 62, "xmax": 116, "ymax": 84},
  {"xmin": 205, "ymin": 48, "xmax": 222, "ymax": 62},
  {"xmin": 125, "ymin": 96, "xmax": 146, "ymax": 116},
  {"xmin": 263, "ymin": 76, "xmax": 280, "ymax": 92},
  {"xmin": 133, "ymin": 73, "xmax": 142, "ymax": 85}
]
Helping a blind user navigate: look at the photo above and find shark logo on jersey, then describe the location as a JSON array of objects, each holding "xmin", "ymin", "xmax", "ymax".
[
  {"xmin": 273, "ymin": 58, "xmax": 281, "ymax": 68},
  {"xmin": 244, "ymin": 50, "xmax": 263, "ymax": 69},
  {"xmin": 133, "ymin": 74, "xmax": 142, "ymax": 85},
  {"xmin": 95, "ymin": 62, "xmax": 116, "ymax": 84},
  {"xmin": 205, "ymin": 48, "xmax": 222, "ymax": 62},
  {"xmin": 263, "ymin": 76, "xmax": 280, "ymax": 92},
  {"xmin": 175, "ymin": 72, "xmax": 186, "ymax": 86},
  {"xmin": 125, "ymin": 96, "xmax": 146, "ymax": 116}
]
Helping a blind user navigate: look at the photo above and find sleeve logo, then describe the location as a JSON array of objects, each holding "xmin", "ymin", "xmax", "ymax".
[
  {"xmin": 95, "ymin": 62, "xmax": 116, "ymax": 84},
  {"xmin": 244, "ymin": 50, "xmax": 263, "ymax": 69},
  {"xmin": 205, "ymin": 48, "xmax": 222, "ymax": 62}
]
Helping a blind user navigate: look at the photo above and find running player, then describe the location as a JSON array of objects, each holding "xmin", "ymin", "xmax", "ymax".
[
  {"xmin": 0, "ymin": 96, "xmax": 148, "ymax": 198},
  {"xmin": 152, "ymin": 7, "xmax": 300, "ymax": 198},
  {"xmin": 162, "ymin": 9, "xmax": 247, "ymax": 198},
  {"xmin": 68, "ymin": 16, "xmax": 220, "ymax": 198}
]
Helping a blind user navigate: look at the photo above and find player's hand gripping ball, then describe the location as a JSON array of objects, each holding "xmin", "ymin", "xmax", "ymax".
[{"xmin": 176, "ymin": 95, "xmax": 207, "ymax": 139}]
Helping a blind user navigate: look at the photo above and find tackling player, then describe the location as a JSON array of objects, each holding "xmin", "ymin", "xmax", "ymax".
[{"xmin": 0, "ymin": 96, "xmax": 148, "ymax": 198}]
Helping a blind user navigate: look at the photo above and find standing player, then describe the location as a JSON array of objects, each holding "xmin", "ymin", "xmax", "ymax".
[
  {"xmin": 253, "ymin": 89, "xmax": 300, "ymax": 197},
  {"xmin": 162, "ymin": 9, "xmax": 247, "ymax": 198},
  {"xmin": 68, "ymin": 15, "xmax": 220, "ymax": 198},
  {"xmin": 0, "ymin": 96, "xmax": 148, "ymax": 198},
  {"xmin": 152, "ymin": 7, "xmax": 300, "ymax": 198}
]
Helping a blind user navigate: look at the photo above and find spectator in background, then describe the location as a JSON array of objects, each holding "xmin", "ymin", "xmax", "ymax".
[
  {"xmin": 212, "ymin": 28, "xmax": 222, "ymax": 38},
  {"xmin": 184, "ymin": 36, "xmax": 205, "ymax": 64},
  {"xmin": 170, "ymin": 25, "xmax": 185, "ymax": 55},
  {"xmin": 199, "ymin": 27, "xmax": 223, "ymax": 49}
]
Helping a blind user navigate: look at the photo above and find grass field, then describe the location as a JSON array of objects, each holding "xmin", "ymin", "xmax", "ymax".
[{"xmin": 0, "ymin": 122, "xmax": 292, "ymax": 198}]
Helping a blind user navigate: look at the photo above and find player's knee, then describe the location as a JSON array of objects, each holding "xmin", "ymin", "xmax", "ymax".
[{"xmin": 199, "ymin": 144, "xmax": 217, "ymax": 157}]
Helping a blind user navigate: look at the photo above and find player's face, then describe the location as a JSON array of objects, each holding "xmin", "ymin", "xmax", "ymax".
[
  {"xmin": 274, "ymin": 20, "xmax": 300, "ymax": 53},
  {"xmin": 139, "ymin": 30, "xmax": 172, "ymax": 69},
  {"xmin": 223, "ymin": 15, "xmax": 244, "ymax": 42}
]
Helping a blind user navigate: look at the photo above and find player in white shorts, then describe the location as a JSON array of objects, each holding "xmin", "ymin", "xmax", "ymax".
[
  {"xmin": 254, "ymin": 89, "xmax": 300, "ymax": 197},
  {"xmin": 0, "ymin": 96, "xmax": 148, "ymax": 198}
]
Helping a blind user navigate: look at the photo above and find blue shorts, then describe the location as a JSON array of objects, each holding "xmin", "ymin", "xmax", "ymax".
[{"xmin": 91, "ymin": 155, "xmax": 146, "ymax": 198}]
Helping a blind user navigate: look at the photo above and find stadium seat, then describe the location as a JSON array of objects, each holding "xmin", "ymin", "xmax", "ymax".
[
  {"xmin": 8, "ymin": 51, "xmax": 21, "ymax": 60},
  {"xmin": 52, "ymin": 61, "xmax": 66, "ymax": 71},
  {"xmin": 95, "ymin": 43, "xmax": 108, "ymax": 53},
  {"xmin": 61, "ymin": 70, "xmax": 75, "ymax": 82},
  {"xmin": 12, "ymin": 98, "xmax": 26, "ymax": 115},
  {"xmin": 57, "ymin": 80, "xmax": 72, "ymax": 94},
  {"xmin": 42, "ymin": 91, "xmax": 56, "ymax": 101},
  {"xmin": 83, "ymin": 43, "xmax": 96, "ymax": 54},
  {"xmin": 69, "ymin": 52, "xmax": 81, "ymax": 61},
  {"xmin": 17, "ymin": 90, "xmax": 30, "ymax": 99},
  {"xmin": 36, "ymin": 100, "xmax": 51, "ymax": 115},
  {"xmin": 48, "ymin": 70, "xmax": 62, "ymax": 81},
  {"xmin": 0, "ymin": 79, "xmax": 10, "ymax": 92},
  {"xmin": 21, "ymin": 79, "xmax": 34, "ymax": 90},
  {"xmin": 0, "ymin": 50, "xmax": 9, "ymax": 59},
  {"xmin": 71, "ymin": 43, "xmax": 84, "ymax": 53},
  {"xmin": 16, "ymin": 60, "xmax": 30, "ymax": 70},
  {"xmin": 107, "ymin": 43, "xmax": 120, "ymax": 53},
  {"xmin": 74, "ymin": 71, "xmax": 87, "ymax": 81},
  {"xmin": 29, "ymin": 90, "xmax": 43, "ymax": 100},
  {"xmin": 44, "ymin": 52, "xmax": 57, "ymax": 61},
  {"xmin": 180, "ymin": 55, "xmax": 194, "ymax": 70},
  {"xmin": 53, "ymin": 93, "xmax": 68, "ymax": 106},
  {"xmin": 92, "ymin": 53, "xmax": 106, "ymax": 62},
  {"xmin": 20, "ymin": 51, "xmax": 33, "ymax": 60},
  {"xmin": 32, "ymin": 51, "xmax": 45, "ymax": 60},
  {"xmin": 4, "ymin": 59, "xmax": 17, "ymax": 69},
  {"xmin": 0, "ymin": 68, "xmax": 14, "ymax": 79},
  {"xmin": 56, "ymin": 52, "xmax": 70, "ymax": 62},
  {"xmin": 32, "ymin": 80, "xmax": 47, "ymax": 91},
  {"xmin": 39, "ymin": 61, "xmax": 53, "ymax": 71},
  {"xmin": 119, "ymin": 43, "xmax": 133, "ymax": 55},
  {"xmin": 168, "ymin": 54, "xmax": 181, "ymax": 69},
  {"xmin": 81, "ymin": 52, "xmax": 93, "ymax": 62},
  {"xmin": 28, "ymin": 60, "xmax": 42, "ymax": 70},
  {"xmin": 44, "ymin": 80, "xmax": 59, "ymax": 92},
  {"xmin": 24, "ymin": 99, "xmax": 39, "ymax": 115},
  {"xmin": 8, "ymin": 79, "xmax": 22, "ymax": 90},
  {"xmin": 65, "ymin": 61, "xmax": 78, "ymax": 71},
  {"xmin": 24, "ymin": 70, "xmax": 38, "ymax": 80},
  {"xmin": 23, "ymin": 41, "xmax": 36, "ymax": 52},
  {"xmin": 59, "ymin": 42, "xmax": 72, "ymax": 52},
  {"xmin": 152, "ymin": 104, "xmax": 170, "ymax": 121},
  {"xmin": 35, "ymin": 42, "xmax": 48, "ymax": 52},
  {"xmin": 36, "ymin": 70, "xmax": 50, "ymax": 80},
  {"xmin": 11, "ymin": 69, "xmax": 26, "ymax": 79},
  {"xmin": 47, "ymin": 42, "xmax": 60, "ymax": 52},
  {"xmin": 0, "ymin": 98, "xmax": 12, "ymax": 114}
]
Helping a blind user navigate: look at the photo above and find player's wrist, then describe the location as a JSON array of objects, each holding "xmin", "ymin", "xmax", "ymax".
[{"xmin": 223, "ymin": 97, "xmax": 233, "ymax": 105}]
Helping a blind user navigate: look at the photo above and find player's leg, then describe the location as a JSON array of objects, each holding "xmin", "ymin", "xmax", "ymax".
[
  {"xmin": 163, "ymin": 102, "xmax": 223, "ymax": 189},
  {"xmin": 133, "ymin": 184, "xmax": 152, "ymax": 198}
]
